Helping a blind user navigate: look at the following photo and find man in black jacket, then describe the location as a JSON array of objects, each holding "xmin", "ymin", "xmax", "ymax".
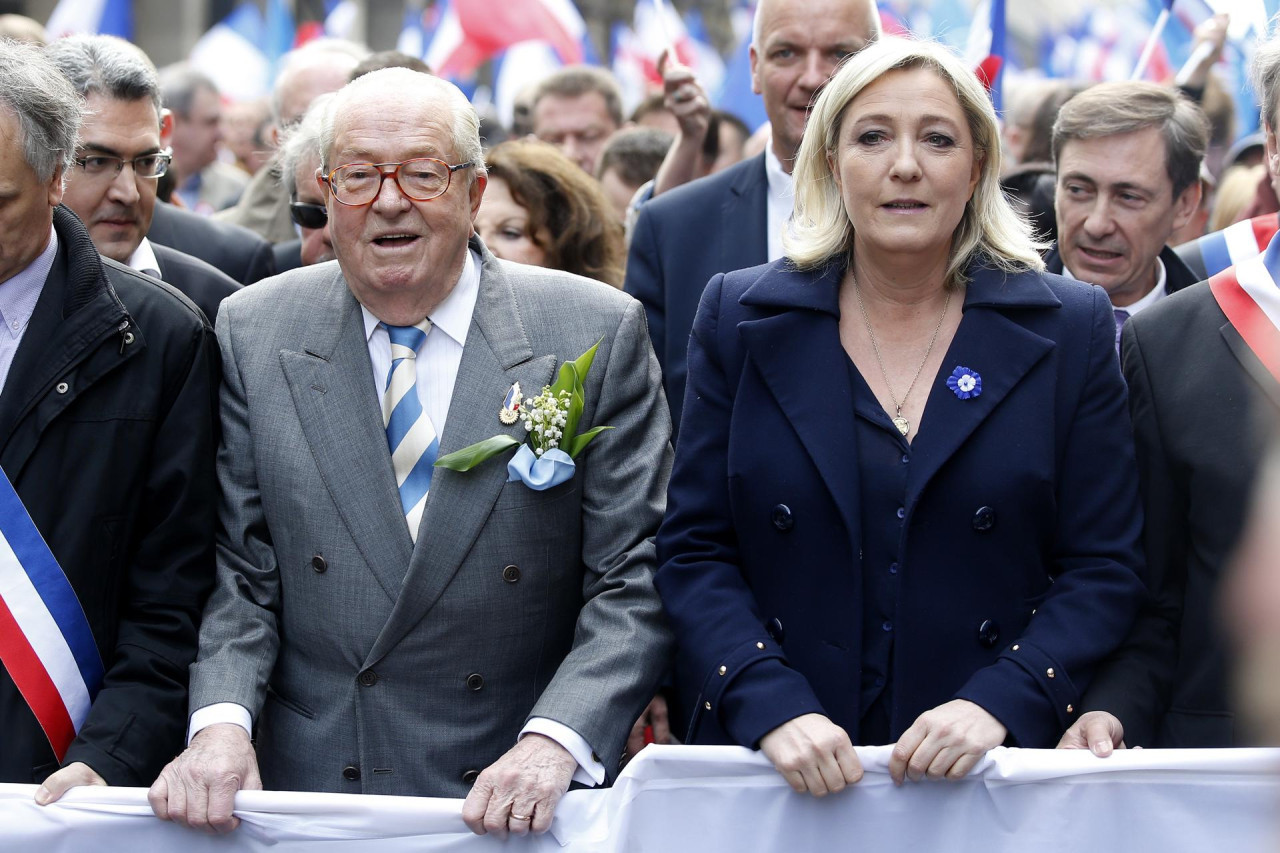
[
  {"xmin": 0, "ymin": 40, "xmax": 217, "ymax": 797},
  {"xmin": 47, "ymin": 35, "xmax": 240, "ymax": 323},
  {"xmin": 1044, "ymin": 81, "xmax": 1207, "ymax": 352},
  {"xmin": 149, "ymin": 201, "xmax": 275, "ymax": 286}
]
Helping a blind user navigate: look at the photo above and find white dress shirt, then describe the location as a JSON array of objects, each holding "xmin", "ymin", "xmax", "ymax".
[
  {"xmin": 126, "ymin": 237, "xmax": 161, "ymax": 278},
  {"xmin": 764, "ymin": 142, "xmax": 794, "ymax": 263},
  {"xmin": 190, "ymin": 250, "xmax": 605, "ymax": 786}
]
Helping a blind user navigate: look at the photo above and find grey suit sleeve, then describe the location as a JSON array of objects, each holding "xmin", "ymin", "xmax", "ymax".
[
  {"xmin": 526, "ymin": 299, "xmax": 674, "ymax": 778},
  {"xmin": 188, "ymin": 298, "xmax": 282, "ymax": 719}
]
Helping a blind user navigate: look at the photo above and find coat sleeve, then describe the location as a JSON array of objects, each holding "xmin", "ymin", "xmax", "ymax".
[
  {"xmin": 655, "ymin": 274, "xmax": 827, "ymax": 749},
  {"xmin": 953, "ymin": 285, "xmax": 1148, "ymax": 747},
  {"xmin": 524, "ymin": 298, "xmax": 674, "ymax": 781},
  {"xmin": 1075, "ymin": 314, "xmax": 1183, "ymax": 745},
  {"xmin": 62, "ymin": 320, "xmax": 220, "ymax": 785},
  {"xmin": 186, "ymin": 298, "xmax": 283, "ymax": 719}
]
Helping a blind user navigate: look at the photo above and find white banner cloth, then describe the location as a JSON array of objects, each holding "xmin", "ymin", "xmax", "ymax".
[{"xmin": 2, "ymin": 746, "xmax": 1276, "ymax": 851}]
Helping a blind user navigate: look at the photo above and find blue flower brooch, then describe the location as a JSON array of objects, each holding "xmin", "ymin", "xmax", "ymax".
[{"xmin": 946, "ymin": 366, "xmax": 982, "ymax": 400}]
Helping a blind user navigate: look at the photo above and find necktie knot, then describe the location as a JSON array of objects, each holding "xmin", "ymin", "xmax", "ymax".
[{"xmin": 386, "ymin": 320, "xmax": 432, "ymax": 356}]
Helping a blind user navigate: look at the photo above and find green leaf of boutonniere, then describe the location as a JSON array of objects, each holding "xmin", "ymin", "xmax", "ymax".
[
  {"xmin": 434, "ymin": 435, "xmax": 522, "ymax": 471},
  {"xmin": 567, "ymin": 424, "xmax": 614, "ymax": 458}
]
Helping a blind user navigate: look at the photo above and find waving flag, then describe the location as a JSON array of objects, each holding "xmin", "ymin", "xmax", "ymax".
[
  {"xmin": 189, "ymin": 2, "xmax": 273, "ymax": 101},
  {"xmin": 714, "ymin": 11, "xmax": 768, "ymax": 134},
  {"xmin": 966, "ymin": 0, "xmax": 1006, "ymax": 112},
  {"xmin": 45, "ymin": 0, "xmax": 132, "ymax": 40},
  {"xmin": 428, "ymin": 0, "xmax": 584, "ymax": 81},
  {"xmin": 0, "ymin": 468, "xmax": 104, "ymax": 761}
]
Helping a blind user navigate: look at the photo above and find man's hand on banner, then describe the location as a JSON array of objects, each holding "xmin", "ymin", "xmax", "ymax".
[
  {"xmin": 1056, "ymin": 710, "xmax": 1128, "ymax": 757},
  {"xmin": 890, "ymin": 699, "xmax": 1007, "ymax": 784},
  {"xmin": 462, "ymin": 733, "xmax": 576, "ymax": 839},
  {"xmin": 34, "ymin": 762, "xmax": 106, "ymax": 804},
  {"xmin": 759, "ymin": 713, "xmax": 863, "ymax": 796},
  {"xmin": 148, "ymin": 723, "xmax": 262, "ymax": 833}
]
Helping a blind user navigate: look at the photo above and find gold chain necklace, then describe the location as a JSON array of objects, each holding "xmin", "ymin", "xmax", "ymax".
[{"xmin": 854, "ymin": 282, "xmax": 953, "ymax": 437}]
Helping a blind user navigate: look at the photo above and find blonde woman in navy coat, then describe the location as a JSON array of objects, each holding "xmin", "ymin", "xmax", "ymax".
[{"xmin": 654, "ymin": 38, "xmax": 1147, "ymax": 795}]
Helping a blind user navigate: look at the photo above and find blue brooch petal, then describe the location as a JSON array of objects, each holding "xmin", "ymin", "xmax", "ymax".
[{"xmin": 946, "ymin": 366, "xmax": 982, "ymax": 400}]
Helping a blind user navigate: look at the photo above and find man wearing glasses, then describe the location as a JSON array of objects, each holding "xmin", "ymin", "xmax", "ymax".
[
  {"xmin": 271, "ymin": 94, "xmax": 336, "ymax": 273},
  {"xmin": 150, "ymin": 69, "xmax": 672, "ymax": 840},
  {"xmin": 47, "ymin": 36, "xmax": 239, "ymax": 325}
]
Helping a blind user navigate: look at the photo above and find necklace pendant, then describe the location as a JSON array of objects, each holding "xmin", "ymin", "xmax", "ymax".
[{"xmin": 893, "ymin": 415, "xmax": 910, "ymax": 436}]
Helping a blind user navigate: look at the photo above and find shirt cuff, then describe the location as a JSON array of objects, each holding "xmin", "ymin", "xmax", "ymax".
[
  {"xmin": 520, "ymin": 717, "xmax": 606, "ymax": 786},
  {"xmin": 188, "ymin": 702, "xmax": 253, "ymax": 745}
]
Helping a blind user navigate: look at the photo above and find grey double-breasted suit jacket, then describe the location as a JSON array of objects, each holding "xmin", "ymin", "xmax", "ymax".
[{"xmin": 189, "ymin": 238, "xmax": 673, "ymax": 797}]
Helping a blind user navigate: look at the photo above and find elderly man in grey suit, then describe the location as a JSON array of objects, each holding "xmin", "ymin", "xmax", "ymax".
[{"xmin": 149, "ymin": 68, "xmax": 672, "ymax": 839}]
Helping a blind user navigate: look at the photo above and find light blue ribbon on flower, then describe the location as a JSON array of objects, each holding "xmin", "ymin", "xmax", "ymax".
[{"xmin": 506, "ymin": 445, "xmax": 575, "ymax": 490}]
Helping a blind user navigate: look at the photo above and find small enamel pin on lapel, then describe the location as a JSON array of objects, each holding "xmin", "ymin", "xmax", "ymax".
[{"xmin": 499, "ymin": 382, "xmax": 522, "ymax": 424}]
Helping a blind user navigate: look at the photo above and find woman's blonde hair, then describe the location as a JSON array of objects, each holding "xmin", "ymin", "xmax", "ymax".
[{"xmin": 784, "ymin": 37, "xmax": 1045, "ymax": 283}]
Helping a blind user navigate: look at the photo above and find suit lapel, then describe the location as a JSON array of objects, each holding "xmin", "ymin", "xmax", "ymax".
[
  {"xmin": 738, "ymin": 261, "xmax": 861, "ymax": 544},
  {"xmin": 1220, "ymin": 320, "xmax": 1280, "ymax": 406},
  {"xmin": 724, "ymin": 154, "xmax": 769, "ymax": 272},
  {"xmin": 279, "ymin": 268, "xmax": 411, "ymax": 602},
  {"xmin": 364, "ymin": 244, "xmax": 554, "ymax": 667},
  {"xmin": 907, "ymin": 267, "xmax": 1060, "ymax": 501}
]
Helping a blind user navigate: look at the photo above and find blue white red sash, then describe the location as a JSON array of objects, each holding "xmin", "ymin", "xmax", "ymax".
[
  {"xmin": 0, "ymin": 466, "xmax": 103, "ymax": 760},
  {"xmin": 1197, "ymin": 213, "xmax": 1280, "ymax": 280},
  {"xmin": 1209, "ymin": 254, "xmax": 1280, "ymax": 385}
]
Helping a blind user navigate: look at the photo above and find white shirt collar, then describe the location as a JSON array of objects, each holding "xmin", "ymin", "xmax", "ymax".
[
  {"xmin": 1061, "ymin": 255, "xmax": 1169, "ymax": 318},
  {"xmin": 126, "ymin": 237, "xmax": 160, "ymax": 276},
  {"xmin": 764, "ymin": 141, "xmax": 794, "ymax": 263},
  {"xmin": 361, "ymin": 248, "xmax": 480, "ymax": 345},
  {"xmin": 764, "ymin": 141, "xmax": 792, "ymax": 201}
]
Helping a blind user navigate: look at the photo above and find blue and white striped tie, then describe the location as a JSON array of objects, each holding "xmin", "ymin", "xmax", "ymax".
[{"xmin": 383, "ymin": 321, "xmax": 438, "ymax": 542}]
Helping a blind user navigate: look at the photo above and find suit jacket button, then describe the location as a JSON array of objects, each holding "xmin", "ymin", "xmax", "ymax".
[
  {"xmin": 466, "ymin": 673, "xmax": 484, "ymax": 691},
  {"xmin": 342, "ymin": 765, "xmax": 360, "ymax": 781},
  {"xmin": 358, "ymin": 670, "xmax": 378, "ymax": 687},
  {"xmin": 771, "ymin": 504, "xmax": 794, "ymax": 532},
  {"xmin": 977, "ymin": 619, "xmax": 1000, "ymax": 648},
  {"xmin": 311, "ymin": 554, "xmax": 327, "ymax": 573},
  {"xmin": 972, "ymin": 506, "xmax": 996, "ymax": 532},
  {"xmin": 766, "ymin": 617, "xmax": 785, "ymax": 642},
  {"xmin": 502, "ymin": 564, "xmax": 521, "ymax": 583},
  {"xmin": 462, "ymin": 769, "xmax": 480, "ymax": 784}
]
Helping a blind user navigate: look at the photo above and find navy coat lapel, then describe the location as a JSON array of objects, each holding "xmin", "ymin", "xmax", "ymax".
[
  {"xmin": 279, "ymin": 268, "xmax": 412, "ymax": 602},
  {"xmin": 907, "ymin": 266, "xmax": 1061, "ymax": 501},
  {"xmin": 737, "ymin": 260, "xmax": 861, "ymax": 541},
  {"xmin": 1219, "ymin": 319, "xmax": 1280, "ymax": 407}
]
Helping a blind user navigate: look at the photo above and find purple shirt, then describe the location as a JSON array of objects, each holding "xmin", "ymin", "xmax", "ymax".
[{"xmin": 0, "ymin": 225, "xmax": 58, "ymax": 396}]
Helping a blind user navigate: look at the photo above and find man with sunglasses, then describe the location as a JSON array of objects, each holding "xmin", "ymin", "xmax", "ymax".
[
  {"xmin": 271, "ymin": 94, "xmax": 336, "ymax": 273},
  {"xmin": 150, "ymin": 69, "xmax": 671, "ymax": 840},
  {"xmin": 48, "ymin": 36, "xmax": 239, "ymax": 325}
]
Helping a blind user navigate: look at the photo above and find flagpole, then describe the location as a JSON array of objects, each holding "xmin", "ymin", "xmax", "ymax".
[{"xmin": 1131, "ymin": 6, "xmax": 1172, "ymax": 80}]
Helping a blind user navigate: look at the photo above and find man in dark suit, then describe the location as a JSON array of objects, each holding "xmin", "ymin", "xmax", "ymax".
[
  {"xmin": 270, "ymin": 94, "xmax": 336, "ymax": 275},
  {"xmin": 48, "ymin": 36, "xmax": 240, "ymax": 325},
  {"xmin": 149, "ymin": 202, "xmax": 275, "ymax": 286},
  {"xmin": 1059, "ymin": 37, "xmax": 1280, "ymax": 751},
  {"xmin": 0, "ymin": 39, "xmax": 217, "ymax": 798},
  {"xmin": 625, "ymin": 0, "xmax": 880, "ymax": 436},
  {"xmin": 1045, "ymin": 82, "xmax": 1207, "ymax": 351}
]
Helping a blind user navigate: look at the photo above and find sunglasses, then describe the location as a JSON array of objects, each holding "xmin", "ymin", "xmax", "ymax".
[{"xmin": 289, "ymin": 201, "xmax": 328, "ymax": 230}]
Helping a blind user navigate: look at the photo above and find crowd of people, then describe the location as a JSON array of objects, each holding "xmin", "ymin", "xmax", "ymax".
[{"xmin": 0, "ymin": 0, "xmax": 1278, "ymax": 841}]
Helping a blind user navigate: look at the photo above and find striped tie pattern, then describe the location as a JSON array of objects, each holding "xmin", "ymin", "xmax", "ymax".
[{"xmin": 383, "ymin": 321, "xmax": 438, "ymax": 541}]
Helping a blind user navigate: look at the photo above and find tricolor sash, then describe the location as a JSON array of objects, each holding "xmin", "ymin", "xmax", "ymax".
[
  {"xmin": 1197, "ymin": 213, "xmax": 1280, "ymax": 280},
  {"xmin": 1209, "ymin": 254, "xmax": 1280, "ymax": 385},
  {"xmin": 0, "ymin": 466, "xmax": 104, "ymax": 760}
]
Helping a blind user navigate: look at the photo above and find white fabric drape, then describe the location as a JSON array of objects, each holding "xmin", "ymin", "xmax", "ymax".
[{"xmin": 2, "ymin": 746, "xmax": 1276, "ymax": 851}]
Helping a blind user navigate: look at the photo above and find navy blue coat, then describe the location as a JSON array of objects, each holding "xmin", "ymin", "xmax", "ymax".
[{"xmin": 654, "ymin": 256, "xmax": 1147, "ymax": 750}]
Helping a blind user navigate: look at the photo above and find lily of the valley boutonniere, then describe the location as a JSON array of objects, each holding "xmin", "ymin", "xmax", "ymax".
[{"xmin": 434, "ymin": 340, "xmax": 613, "ymax": 490}]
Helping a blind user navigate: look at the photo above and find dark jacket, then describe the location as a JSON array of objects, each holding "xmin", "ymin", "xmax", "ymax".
[
  {"xmin": 655, "ymin": 258, "xmax": 1146, "ymax": 750},
  {"xmin": 625, "ymin": 154, "xmax": 768, "ymax": 439},
  {"xmin": 149, "ymin": 201, "xmax": 276, "ymax": 286},
  {"xmin": 1045, "ymin": 244, "xmax": 1201, "ymax": 296},
  {"xmin": 1081, "ymin": 279, "xmax": 1279, "ymax": 746},
  {"xmin": 0, "ymin": 206, "xmax": 218, "ymax": 784},
  {"xmin": 152, "ymin": 242, "xmax": 242, "ymax": 325},
  {"xmin": 272, "ymin": 238, "xmax": 303, "ymax": 275}
]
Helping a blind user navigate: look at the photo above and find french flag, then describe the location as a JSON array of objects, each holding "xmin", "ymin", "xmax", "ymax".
[
  {"xmin": 44, "ymin": 0, "xmax": 132, "ymax": 40},
  {"xmin": 0, "ymin": 469, "xmax": 103, "ymax": 761},
  {"xmin": 427, "ymin": 0, "xmax": 584, "ymax": 81},
  {"xmin": 966, "ymin": 0, "xmax": 1006, "ymax": 113}
]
